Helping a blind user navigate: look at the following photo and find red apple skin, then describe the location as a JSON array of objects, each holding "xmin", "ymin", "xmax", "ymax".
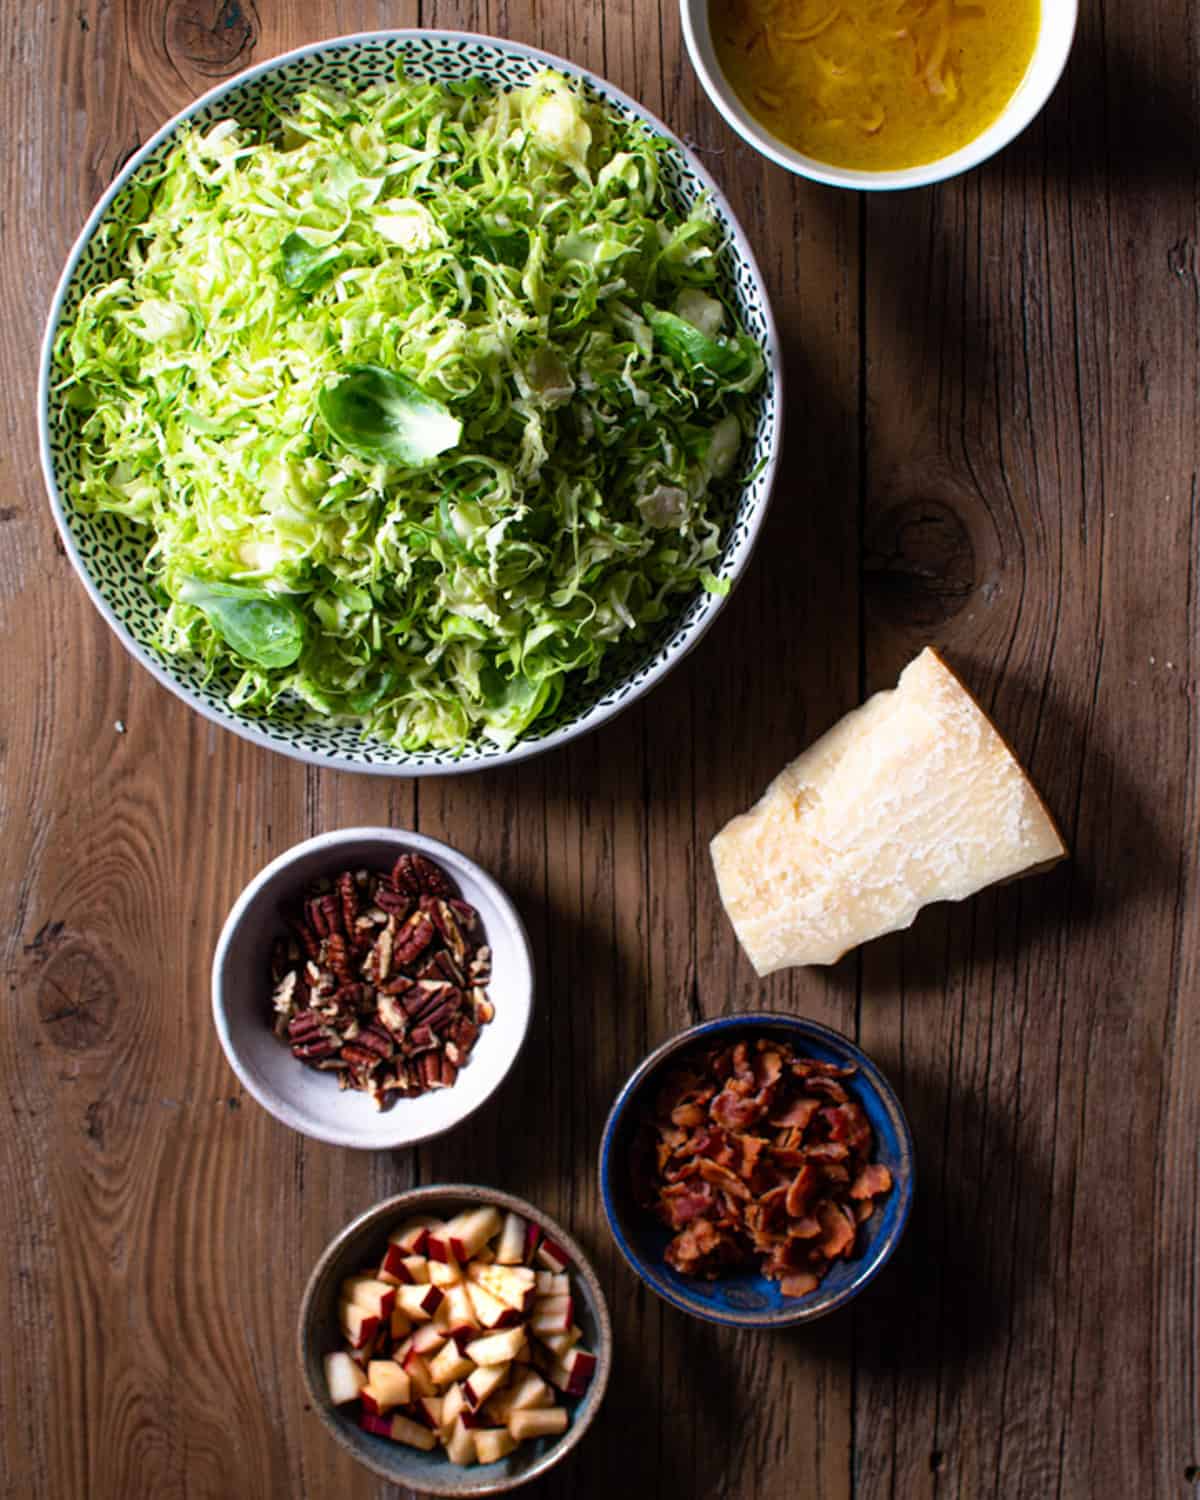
[
  {"xmin": 358, "ymin": 1411, "xmax": 392, "ymax": 1438},
  {"xmin": 425, "ymin": 1232, "xmax": 452, "ymax": 1264},
  {"xmin": 343, "ymin": 1313, "xmax": 380, "ymax": 1350},
  {"xmin": 523, "ymin": 1223, "xmax": 542, "ymax": 1264},
  {"xmin": 379, "ymin": 1245, "xmax": 414, "ymax": 1284},
  {"xmin": 535, "ymin": 1237, "xmax": 570, "ymax": 1273}
]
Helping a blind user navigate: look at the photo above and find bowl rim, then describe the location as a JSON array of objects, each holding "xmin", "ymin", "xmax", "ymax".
[
  {"xmin": 679, "ymin": 0, "xmax": 1079, "ymax": 191},
  {"xmin": 598, "ymin": 1011, "xmax": 916, "ymax": 1326},
  {"xmin": 36, "ymin": 26, "xmax": 784, "ymax": 777},
  {"xmin": 211, "ymin": 827, "xmax": 535, "ymax": 1149},
  {"xmin": 297, "ymin": 1184, "xmax": 613, "ymax": 1494}
]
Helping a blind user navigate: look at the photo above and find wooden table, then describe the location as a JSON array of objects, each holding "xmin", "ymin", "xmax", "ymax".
[{"xmin": 3, "ymin": 1, "xmax": 1198, "ymax": 1496}]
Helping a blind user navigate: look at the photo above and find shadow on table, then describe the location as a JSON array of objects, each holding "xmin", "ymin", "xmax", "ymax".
[
  {"xmin": 775, "ymin": 1052, "xmax": 1050, "ymax": 1387},
  {"xmin": 1002, "ymin": 23, "xmax": 1200, "ymax": 196},
  {"xmin": 812, "ymin": 646, "xmax": 1181, "ymax": 1001}
]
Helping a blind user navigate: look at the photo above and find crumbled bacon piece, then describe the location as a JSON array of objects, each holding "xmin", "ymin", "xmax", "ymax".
[{"xmin": 634, "ymin": 1037, "xmax": 894, "ymax": 1298}]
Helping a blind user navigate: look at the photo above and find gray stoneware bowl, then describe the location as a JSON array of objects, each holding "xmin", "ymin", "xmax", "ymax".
[
  {"xmin": 38, "ymin": 29, "xmax": 782, "ymax": 776},
  {"xmin": 298, "ymin": 1186, "xmax": 612, "ymax": 1494},
  {"xmin": 599, "ymin": 1013, "xmax": 915, "ymax": 1328},
  {"xmin": 212, "ymin": 828, "xmax": 534, "ymax": 1150}
]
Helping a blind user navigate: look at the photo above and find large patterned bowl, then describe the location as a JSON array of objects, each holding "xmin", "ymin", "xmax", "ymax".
[{"xmin": 39, "ymin": 31, "xmax": 782, "ymax": 775}]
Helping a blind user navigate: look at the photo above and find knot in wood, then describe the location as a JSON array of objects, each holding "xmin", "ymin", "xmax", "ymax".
[
  {"xmin": 165, "ymin": 0, "xmax": 257, "ymax": 78},
  {"xmin": 34, "ymin": 935, "xmax": 117, "ymax": 1052},
  {"xmin": 863, "ymin": 499, "xmax": 976, "ymax": 628}
]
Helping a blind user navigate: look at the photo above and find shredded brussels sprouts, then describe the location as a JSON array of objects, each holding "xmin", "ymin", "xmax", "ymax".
[{"xmin": 57, "ymin": 68, "xmax": 765, "ymax": 751}]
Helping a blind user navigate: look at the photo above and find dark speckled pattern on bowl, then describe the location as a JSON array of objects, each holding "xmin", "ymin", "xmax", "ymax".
[
  {"xmin": 298, "ymin": 1185, "xmax": 612, "ymax": 1495},
  {"xmin": 598, "ymin": 1014, "xmax": 915, "ymax": 1328}
]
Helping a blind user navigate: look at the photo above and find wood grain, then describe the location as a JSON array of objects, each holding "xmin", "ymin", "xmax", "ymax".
[{"xmin": 1, "ymin": 0, "xmax": 1197, "ymax": 1497}]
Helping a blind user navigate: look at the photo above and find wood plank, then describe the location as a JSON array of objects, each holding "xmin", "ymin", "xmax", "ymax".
[
  {"xmin": 853, "ymin": 0, "xmax": 1200, "ymax": 1491},
  {"xmin": 4, "ymin": 0, "xmax": 1198, "ymax": 1495}
]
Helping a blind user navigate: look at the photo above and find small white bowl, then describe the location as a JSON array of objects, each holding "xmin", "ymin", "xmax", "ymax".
[
  {"xmin": 681, "ymin": 0, "xmax": 1077, "ymax": 190},
  {"xmin": 212, "ymin": 829, "xmax": 534, "ymax": 1149}
]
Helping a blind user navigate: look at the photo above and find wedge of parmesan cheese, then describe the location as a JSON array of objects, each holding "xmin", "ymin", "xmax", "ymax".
[{"xmin": 710, "ymin": 648, "xmax": 1067, "ymax": 973}]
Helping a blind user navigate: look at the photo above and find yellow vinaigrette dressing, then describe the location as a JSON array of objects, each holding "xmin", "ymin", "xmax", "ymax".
[{"xmin": 712, "ymin": 0, "xmax": 1041, "ymax": 171}]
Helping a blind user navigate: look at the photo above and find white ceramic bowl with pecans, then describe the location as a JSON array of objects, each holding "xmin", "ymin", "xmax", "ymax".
[{"xmin": 212, "ymin": 829, "xmax": 534, "ymax": 1149}]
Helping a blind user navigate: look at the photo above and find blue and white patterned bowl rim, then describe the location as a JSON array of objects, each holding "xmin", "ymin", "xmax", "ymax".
[
  {"xmin": 38, "ymin": 29, "xmax": 784, "ymax": 777},
  {"xmin": 598, "ymin": 1013, "xmax": 916, "ymax": 1328}
]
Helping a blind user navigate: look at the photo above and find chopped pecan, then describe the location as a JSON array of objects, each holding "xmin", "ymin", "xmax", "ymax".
[
  {"xmin": 391, "ymin": 853, "xmax": 422, "ymax": 895},
  {"xmin": 325, "ymin": 932, "xmax": 356, "ymax": 984},
  {"xmin": 292, "ymin": 1038, "xmax": 340, "ymax": 1062},
  {"xmin": 287, "ymin": 916, "xmax": 321, "ymax": 963},
  {"xmin": 374, "ymin": 884, "xmax": 411, "ymax": 918},
  {"xmin": 422, "ymin": 1052, "xmax": 448, "ymax": 1088},
  {"xmin": 266, "ymin": 852, "xmax": 494, "ymax": 1112},
  {"xmin": 411, "ymin": 853, "xmax": 456, "ymax": 897},
  {"xmin": 393, "ymin": 910, "xmax": 436, "ymax": 966},
  {"xmin": 272, "ymin": 969, "xmax": 299, "ymax": 1016},
  {"xmin": 337, "ymin": 871, "xmax": 359, "ymax": 937}
]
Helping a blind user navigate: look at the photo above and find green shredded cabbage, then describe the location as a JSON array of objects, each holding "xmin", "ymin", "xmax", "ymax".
[{"xmin": 56, "ymin": 68, "xmax": 765, "ymax": 752}]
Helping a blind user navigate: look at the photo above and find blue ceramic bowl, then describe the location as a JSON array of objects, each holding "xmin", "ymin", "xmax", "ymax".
[{"xmin": 598, "ymin": 1014, "xmax": 914, "ymax": 1327}]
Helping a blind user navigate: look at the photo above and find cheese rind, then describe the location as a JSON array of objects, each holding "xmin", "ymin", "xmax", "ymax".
[{"xmin": 710, "ymin": 648, "xmax": 1067, "ymax": 973}]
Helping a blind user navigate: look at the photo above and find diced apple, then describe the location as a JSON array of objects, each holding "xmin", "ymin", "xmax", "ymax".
[
  {"xmin": 466, "ymin": 1281, "xmax": 523, "ymax": 1330},
  {"xmin": 440, "ymin": 1381, "xmax": 467, "ymax": 1433},
  {"xmin": 410, "ymin": 1321, "xmax": 446, "ymax": 1356},
  {"xmin": 485, "ymin": 1370, "xmax": 554, "ymax": 1423},
  {"xmin": 389, "ymin": 1217, "xmax": 441, "ymax": 1256},
  {"xmin": 401, "ymin": 1350, "xmax": 438, "ymax": 1399},
  {"xmin": 443, "ymin": 1284, "xmax": 480, "ymax": 1344},
  {"xmin": 509, "ymin": 1407, "xmax": 569, "ymax": 1441},
  {"xmin": 338, "ymin": 1300, "xmax": 380, "ymax": 1350},
  {"xmin": 473, "ymin": 1245, "xmax": 496, "ymax": 1265},
  {"xmin": 537, "ymin": 1325, "xmax": 582, "ymax": 1359},
  {"xmin": 446, "ymin": 1417, "xmax": 478, "ymax": 1466},
  {"xmin": 530, "ymin": 1295, "xmax": 573, "ymax": 1335},
  {"xmin": 464, "ymin": 1361, "xmax": 511, "ymax": 1409},
  {"xmin": 363, "ymin": 1360, "xmax": 411, "ymax": 1411},
  {"xmin": 534, "ymin": 1237, "xmax": 570, "ymax": 1273},
  {"xmin": 523, "ymin": 1221, "xmax": 542, "ymax": 1264},
  {"xmin": 429, "ymin": 1341, "xmax": 476, "ymax": 1386},
  {"xmin": 341, "ymin": 1276, "xmax": 396, "ymax": 1321},
  {"xmin": 389, "ymin": 1412, "xmax": 438, "ymax": 1452},
  {"xmin": 439, "ymin": 1206, "xmax": 503, "ymax": 1263},
  {"xmin": 389, "ymin": 1304, "xmax": 412, "ymax": 1341},
  {"xmin": 547, "ymin": 1347, "xmax": 597, "ymax": 1396},
  {"xmin": 467, "ymin": 1263, "xmax": 536, "ymax": 1313},
  {"xmin": 466, "ymin": 1326, "xmax": 526, "ymax": 1367},
  {"xmin": 379, "ymin": 1245, "xmax": 431, "ymax": 1285},
  {"xmin": 512, "ymin": 1341, "xmax": 532, "ymax": 1364},
  {"xmin": 428, "ymin": 1256, "xmax": 464, "ymax": 1288},
  {"xmin": 358, "ymin": 1410, "xmax": 392, "ymax": 1438},
  {"xmin": 418, "ymin": 1395, "xmax": 444, "ymax": 1429},
  {"xmin": 474, "ymin": 1428, "xmax": 518, "ymax": 1464},
  {"xmin": 324, "ymin": 1351, "xmax": 367, "ymax": 1406},
  {"xmin": 495, "ymin": 1211, "xmax": 527, "ymax": 1265},
  {"xmin": 395, "ymin": 1282, "xmax": 443, "ymax": 1321}
]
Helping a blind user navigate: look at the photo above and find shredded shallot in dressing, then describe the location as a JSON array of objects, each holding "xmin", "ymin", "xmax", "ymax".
[{"xmin": 712, "ymin": 0, "xmax": 1040, "ymax": 170}]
